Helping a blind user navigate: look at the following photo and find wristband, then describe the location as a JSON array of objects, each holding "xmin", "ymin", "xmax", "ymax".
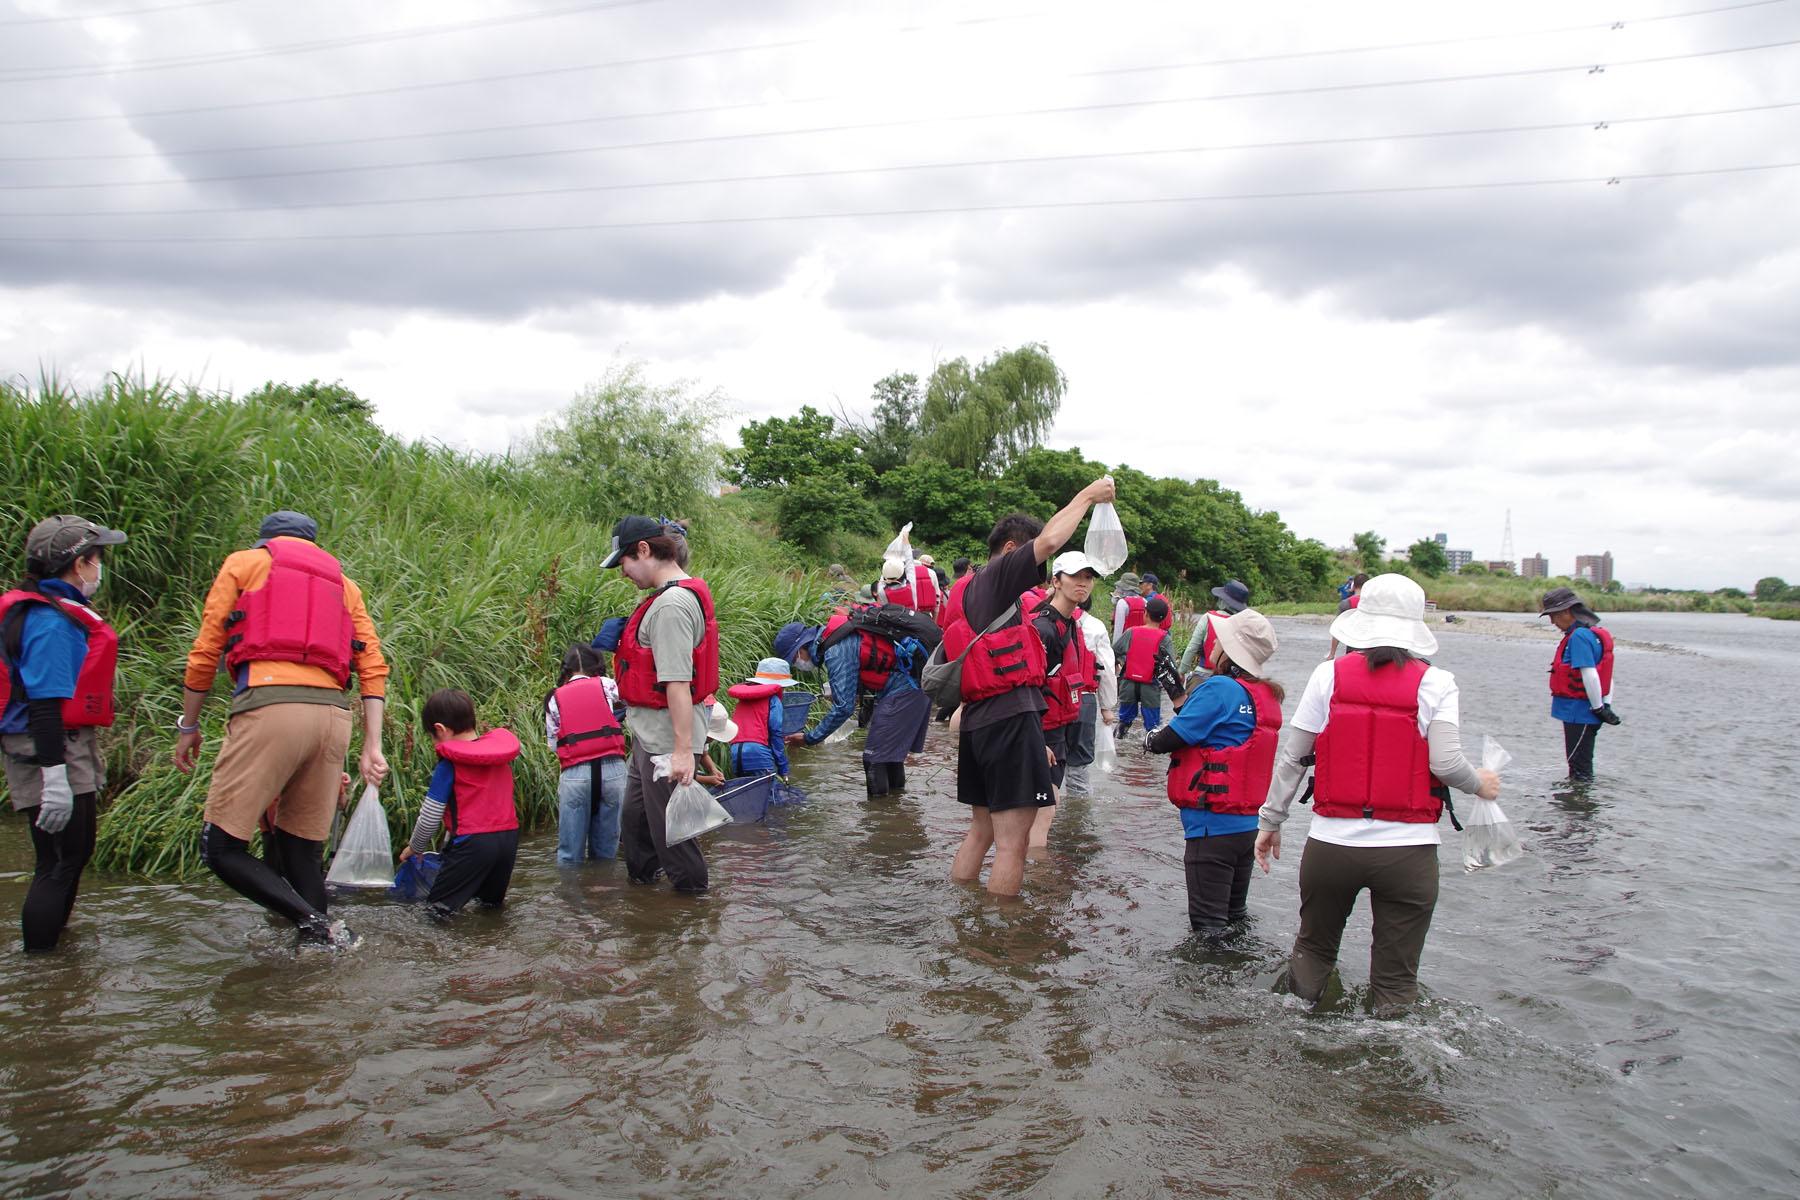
[{"xmin": 175, "ymin": 721, "xmax": 201, "ymax": 734}]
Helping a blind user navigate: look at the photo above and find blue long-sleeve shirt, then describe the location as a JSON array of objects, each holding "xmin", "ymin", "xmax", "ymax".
[
  {"xmin": 732, "ymin": 694, "xmax": 791, "ymax": 776},
  {"xmin": 1166, "ymin": 675, "xmax": 1261, "ymax": 838},
  {"xmin": 803, "ymin": 632, "xmax": 916, "ymax": 746},
  {"xmin": 1551, "ymin": 626, "xmax": 1607, "ymax": 725},
  {"xmin": 0, "ymin": 579, "xmax": 91, "ymax": 734}
]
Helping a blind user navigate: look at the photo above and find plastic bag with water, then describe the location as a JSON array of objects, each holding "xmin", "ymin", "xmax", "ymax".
[
  {"xmin": 883, "ymin": 522, "xmax": 914, "ymax": 573},
  {"xmin": 1083, "ymin": 478, "xmax": 1127, "ymax": 575},
  {"xmin": 1095, "ymin": 719, "xmax": 1118, "ymax": 773},
  {"xmin": 666, "ymin": 780, "xmax": 733, "ymax": 846},
  {"xmin": 1462, "ymin": 736, "xmax": 1523, "ymax": 872},
  {"xmin": 325, "ymin": 784, "xmax": 395, "ymax": 887}
]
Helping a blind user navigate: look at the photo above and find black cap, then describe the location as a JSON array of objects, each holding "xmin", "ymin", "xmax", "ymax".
[
  {"xmin": 257, "ymin": 510, "xmax": 319, "ymax": 543},
  {"xmin": 25, "ymin": 515, "xmax": 127, "ymax": 574},
  {"xmin": 600, "ymin": 515, "xmax": 670, "ymax": 569}
]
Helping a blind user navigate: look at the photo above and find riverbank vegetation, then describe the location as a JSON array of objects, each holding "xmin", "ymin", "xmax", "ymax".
[{"xmin": 2, "ymin": 372, "xmax": 820, "ymax": 875}]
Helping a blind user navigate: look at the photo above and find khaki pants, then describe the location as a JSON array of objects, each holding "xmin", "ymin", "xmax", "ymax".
[
  {"xmin": 4, "ymin": 727, "xmax": 104, "ymax": 809},
  {"xmin": 202, "ymin": 703, "xmax": 352, "ymax": 841},
  {"xmin": 1289, "ymin": 838, "xmax": 1439, "ymax": 1015}
]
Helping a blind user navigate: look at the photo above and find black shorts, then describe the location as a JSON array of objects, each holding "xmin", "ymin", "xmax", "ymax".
[
  {"xmin": 426, "ymin": 829, "xmax": 518, "ymax": 916},
  {"xmin": 1042, "ymin": 721, "xmax": 1071, "ymax": 788},
  {"xmin": 958, "ymin": 711, "xmax": 1055, "ymax": 813}
]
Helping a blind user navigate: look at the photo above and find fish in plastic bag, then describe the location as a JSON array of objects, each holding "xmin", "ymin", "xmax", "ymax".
[
  {"xmin": 666, "ymin": 780, "xmax": 733, "ymax": 846},
  {"xmin": 1462, "ymin": 736, "xmax": 1523, "ymax": 872},
  {"xmin": 1083, "ymin": 479, "xmax": 1127, "ymax": 575},
  {"xmin": 325, "ymin": 784, "xmax": 396, "ymax": 887}
]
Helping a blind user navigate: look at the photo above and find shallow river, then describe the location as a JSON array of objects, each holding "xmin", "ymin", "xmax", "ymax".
[{"xmin": 3, "ymin": 613, "xmax": 1797, "ymax": 1198}]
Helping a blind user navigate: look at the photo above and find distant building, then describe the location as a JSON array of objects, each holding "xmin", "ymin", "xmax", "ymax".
[
  {"xmin": 1445, "ymin": 547, "xmax": 1473, "ymax": 574},
  {"xmin": 1520, "ymin": 553, "xmax": 1549, "ymax": 579},
  {"xmin": 1433, "ymin": 533, "xmax": 1448, "ymax": 547},
  {"xmin": 1574, "ymin": 552, "xmax": 1614, "ymax": 588},
  {"xmin": 1481, "ymin": 560, "xmax": 1514, "ymax": 574}
]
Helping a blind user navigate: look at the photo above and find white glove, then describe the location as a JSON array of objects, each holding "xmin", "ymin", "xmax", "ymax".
[{"xmin": 36, "ymin": 764, "xmax": 74, "ymax": 834}]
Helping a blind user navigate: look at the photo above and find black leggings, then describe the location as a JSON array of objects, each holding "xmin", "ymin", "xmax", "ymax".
[
  {"xmin": 22, "ymin": 792, "xmax": 98, "ymax": 953},
  {"xmin": 202, "ymin": 822, "xmax": 327, "ymax": 927},
  {"xmin": 1562, "ymin": 721, "xmax": 1600, "ymax": 782}
]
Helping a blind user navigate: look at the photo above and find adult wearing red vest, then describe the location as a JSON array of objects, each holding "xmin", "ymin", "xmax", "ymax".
[
  {"xmin": 1145, "ymin": 609, "xmax": 1282, "ymax": 937},
  {"xmin": 1540, "ymin": 587, "xmax": 1621, "ymax": 782},
  {"xmin": 1255, "ymin": 574, "xmax": 1501, "ymax": 1016},
  {"xmin": 880, "ymin": 561, "xmax": 942, "ymax": 622},
  {"xmin": 602, "ymin": 515, "xmax": 719, "ymax": 893},
  {"xmin": 1027, "ymin": 551, "xmax": 1101, "ymax": 849},
  {"xmin": 175, "ymin": 511, "xmax": 389, "ymax": 949},
  {"xmin": 1180, "ymin": 578, "xmax": 1249, "ymax": 675},
  {"xmin": 951, "ymin": 477, "xmax": 1116, "ymax": 897},
  {"xmin": 1110, "ymin": 571, "xmax": 1146, "ymax": 638},
  {"xmin": 1, "ymin": 515, "xmax": 126, "ymax": 952}
]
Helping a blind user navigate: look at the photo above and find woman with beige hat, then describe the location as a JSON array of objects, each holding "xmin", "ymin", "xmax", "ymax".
[
  {"xmin": 1254, "ymin": 574, "xmax": 1500, "ymax": 1016},
  {"xmin": 1144, "ymin": 608, "xmax": 1284, "ymax": 938}
]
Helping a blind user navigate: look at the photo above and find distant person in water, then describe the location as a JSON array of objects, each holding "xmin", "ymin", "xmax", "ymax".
[
  {"xmin": 1540, "ymin": 587, "xmax": 1620, "ymax": 782},
  {"xmin": 1326, "ymin": 574, "xmax": 1370, "ymax": 659}
]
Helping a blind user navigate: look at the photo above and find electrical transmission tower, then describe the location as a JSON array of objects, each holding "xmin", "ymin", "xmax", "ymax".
[{"xmin": 1499, "ymin": 509, "xmax": 1514, "ymax": 566}]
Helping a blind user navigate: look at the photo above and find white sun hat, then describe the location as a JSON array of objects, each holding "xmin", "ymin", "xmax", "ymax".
[{"xmin": 1326, "ymin": 573, "xmax": 1438, "ymax": 656}]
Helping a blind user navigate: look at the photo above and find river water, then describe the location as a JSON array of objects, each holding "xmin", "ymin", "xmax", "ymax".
[{"xmin": 2, "ymin": 613, "xmax": 1796, "ymax": 1198}]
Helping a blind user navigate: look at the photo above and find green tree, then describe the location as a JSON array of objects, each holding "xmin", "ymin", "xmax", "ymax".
[
  {"xmin": 1755, "ymin": 576, "xmax": 1790, "ymax": 601},
  {"xmin": 530, "ymin": 364, "xmax": 726, "ymax": 523},
  {"xmin": 1407, "ymin": 536, "xmax": 1449, "ymax": 577},
  {"xmin": 1352, "ymin": 531, "xmax": 1386, "ymax": 573},
  {"xmin": 776, "ymin": 470, "xmax": 883, "ymax": 551},
  {"xmin": 734, "ymin": 405, "xmax": 869, "ymax": 489},
  {"xmin": 243, "ymin": 378, "xmax": 375, "ymax": 423},
  {"xmin": 915, "ymin": 343, "xmax": 1065, "ymax": 475},
  {"xmin": 874, "ymin": 460, "xmax": 995, "ymax": 554},
  {"xmin": 857, "ymin": 372, "xmax": 920, "ymax": 477}
]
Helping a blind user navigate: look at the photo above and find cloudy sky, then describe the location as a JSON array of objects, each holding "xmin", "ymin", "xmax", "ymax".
[{"xmin": 3, "ymin": 0, "xmax": 1796, "ymax": 589}]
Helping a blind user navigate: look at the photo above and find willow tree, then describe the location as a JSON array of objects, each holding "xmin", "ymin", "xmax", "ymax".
[{"xmin": 914, "ymin": 343, "xmax": 1065, "ymax": 476}]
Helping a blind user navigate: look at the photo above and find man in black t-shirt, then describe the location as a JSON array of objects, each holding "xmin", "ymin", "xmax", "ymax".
[{"xmin": 950, "ymin": 476, "xmax": 1116, "ymax": 897}]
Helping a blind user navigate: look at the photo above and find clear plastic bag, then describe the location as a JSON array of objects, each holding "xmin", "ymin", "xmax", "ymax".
[
  {"xmin": 1095, "ymin": 720, "xmax": 1117, "ymax": 772},
  {"xmin": 666, "ymin": 780, "xmax": 732, "ymax": 846},
  {"xmin": 1462, "ymin": 736, "xmax": 1523, "ymax": 872},
  {"xmin": 325, "ymin": 784, "xmax": 395, "ymax": 887},
  {"xmin": 883, "ymin": 522, "xmax": 914, "ymax": 574},
  {"xmin": 1083, "ymin": 479, "xmax": 1127, "ymax": 575}
]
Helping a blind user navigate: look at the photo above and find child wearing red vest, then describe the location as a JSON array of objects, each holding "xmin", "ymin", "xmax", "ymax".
[
  {"xmin": 726, "ymin": 658, "xmax": 796, "ymax": 778},
  {"xmin": 402, "ymin": 689, "xmax": 522, "ymax": 919},
  {"xmin": 1113, "ymin": 597, "xmax": 1173, "ymax": 733},
  {"xmin": 545, "ymin": 643, "xmax": 626, "ymax": 865}
]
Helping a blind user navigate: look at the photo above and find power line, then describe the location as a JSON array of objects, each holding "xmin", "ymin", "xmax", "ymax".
[
  {"xmin": 6, "ymin": 39, "xmax": 1795, "ymax": 190},
  {"xmin": 1083, "ymin": 0, "xmax": 1791, "ymax": 77},
  {"xmin": 0, "ymin": 0, "xmax": 677, "ymax": 81},
  {"xmin": 1, "ymin": 160, "xmax": 1791, "ymax": 245},
  {"xmin": 0, "ymin": 0, "xmax": 248, "ymax": 27},
  {"xmin": 5, "ymin": 101, "xmax": 1790, "ymax": 219}
]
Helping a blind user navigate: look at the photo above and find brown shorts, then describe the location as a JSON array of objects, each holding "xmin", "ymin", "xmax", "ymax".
[
  {"xmin": 202, "ymin": 702, "xmax": 353, "ymax": 841},
  {"xmin": 3, "ymin": 726, "xmax": 105, "ymax": 809}
]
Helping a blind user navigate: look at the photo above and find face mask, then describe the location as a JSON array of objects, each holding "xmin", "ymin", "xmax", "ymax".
[{"xmin": 79, "ymin": 562, "xmax": 102, "ymax": 598}]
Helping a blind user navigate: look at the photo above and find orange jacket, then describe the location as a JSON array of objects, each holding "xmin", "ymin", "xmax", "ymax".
[{"xmin": 183, "ymin": 539, "xmax": 389, "ymax": 696}]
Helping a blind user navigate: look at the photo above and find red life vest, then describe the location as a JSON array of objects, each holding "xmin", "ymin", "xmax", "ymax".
[
  {"xmin": 726, "ymin": 681, "xmax": 781, "ymax": 745},
  {"xmin": 1121, "ymin": 595, "xmax": 1147, "ymax": 630},
  {"xmin": 960, "ymin": 606, "xmax": 1048, "ymax": 702},
  {"xmin": 941, "ymin": 616, "xmax": 974, "ymax": 661},
  {"xmin": 0, "ymin": 590, "xmax": 119, "ymax": 728},
  {"xmin": 1312, "ymin": 655, "xmax": 1447, "ymax": 824},
  {"xmin": 1346, "ymin": 594, "xmax": 1361, "ymax": 609},
  {"xmin": 1167, "ymin": 678, "xmax": 1282, "ymax": 813},
  {"xmin": 1036, "ymin": 606, "xmax": 1093, "ymax": 730},
  {"xmin": 223, "ymin": 538, "xmax": 356, "ymax": 688},
  {"xmin": 615, "ymin": 577, "xmax": 721, "ymax": 709},
  {"xmin": 436, "ymin": 728, "xmax": 522, "ymax": 836},
  {"xmin": 1550, "ymin": 625, "xmax": 1614, "ymax": 700},
  {"xmin": 821, "ymin": 609, "xmax": 901, "ymax": 692},
  {"xmin": 884, "ymin": 564, "xmax": 940, "ymax": 615},
  {"xmin": 1122, "ymin": 625, "xmax": 1163, "ymax": 683},
  {"xmin": 944, "ymin": 572, "xmax": 973, "ymax": 629},
  {"xmin": 1018, "ymin": 586, "xmax": 1047, "ymax": 613},
  {"xmin": 1150, "ymin": 593, "xmax": 1174, "ymax": 631},
  {"xmin": 551, "ymin": 676, "xmax": 624, "ymax": 768},
  {"xmin": 1197, "ymin": 611, "xmax": 1230, "ymax": 670}
]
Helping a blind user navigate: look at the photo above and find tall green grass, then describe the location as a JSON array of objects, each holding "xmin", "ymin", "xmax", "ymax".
[{"xmin": 2, "ymin": 375, "xmax": 831, "ymax": 875}]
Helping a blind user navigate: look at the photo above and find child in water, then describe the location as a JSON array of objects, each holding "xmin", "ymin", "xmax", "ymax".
[
  {"xmin": 401, "ymin": 689, "xmax": 521, "ymax": 919},
  {"xmin": 544, "ymin": 643, "xmax": 626, "ymax": 865},
  {"xmin": 725, "ymin": 657, "xmax": 797, "ymax": 779}
]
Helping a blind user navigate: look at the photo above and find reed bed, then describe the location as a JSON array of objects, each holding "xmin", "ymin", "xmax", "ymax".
[{"xmin": 3, "ymin": 375, "xmax": 829, "ymax": 875}]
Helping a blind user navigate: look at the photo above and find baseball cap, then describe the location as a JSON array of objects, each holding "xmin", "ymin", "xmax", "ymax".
[
  {"xmin": 25, "ymin": 515, "xmax": 127, "ymax": 574},
  {"xmin": 1051, "ymin": 550, "xmax": 1100, "ymax": 578},
  {"xmin": 600, "ymin": 515, "xmax": 672, "ymax": 569}
]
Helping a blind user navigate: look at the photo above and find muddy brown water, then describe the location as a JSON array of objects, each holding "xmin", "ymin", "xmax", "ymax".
[{"xmin": 2, "ymin": 612, "xmax": 1796, "ymax": 1198}]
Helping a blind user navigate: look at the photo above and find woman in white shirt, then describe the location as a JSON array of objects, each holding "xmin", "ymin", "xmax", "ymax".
[{"xmin": 1254, "ymin": 574, "xmax": 1500, "ymax": 1017}]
